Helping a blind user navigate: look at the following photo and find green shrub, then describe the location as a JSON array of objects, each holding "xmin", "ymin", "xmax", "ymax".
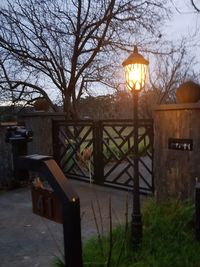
[{"xmin": 53, "ymin": 200, "xmax": 200, "ymax": 267}]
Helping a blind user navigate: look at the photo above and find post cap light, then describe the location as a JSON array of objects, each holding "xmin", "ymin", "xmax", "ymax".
[{"xmin": 122, "ymin": 46, "xmax": 149, "ymax": 91}]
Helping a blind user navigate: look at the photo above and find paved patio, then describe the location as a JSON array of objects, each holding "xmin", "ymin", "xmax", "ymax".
[{"xmin": 0, "ymin": 180, "xmax": 140, "ymax": 267}]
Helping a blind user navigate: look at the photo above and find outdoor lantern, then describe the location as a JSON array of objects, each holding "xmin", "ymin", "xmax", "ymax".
[
  {"xmin": 122, "ymin": 45, "xmax": 149, "ymax": 245},
  {"xmin": 122, "ymin": 46, "xmax": 149, "ymax": 91}
]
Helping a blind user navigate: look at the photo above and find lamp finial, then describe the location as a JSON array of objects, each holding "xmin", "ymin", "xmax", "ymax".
[{"xmin": 134, "ymin": 45, "xmax": 138, "ymax": 54}]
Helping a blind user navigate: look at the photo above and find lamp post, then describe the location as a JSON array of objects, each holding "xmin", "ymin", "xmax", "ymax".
[{"xmin": 122, "ymin": 46, "xmax": 149, "ymax": 245}]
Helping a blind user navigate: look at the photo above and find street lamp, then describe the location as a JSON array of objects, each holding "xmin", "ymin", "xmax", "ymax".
[{"xmin": 122, "ymin": 46, "xmax": 149, "ymax": 245}]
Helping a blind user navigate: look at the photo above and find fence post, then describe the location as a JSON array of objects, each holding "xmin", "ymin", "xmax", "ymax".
[
  {"xmin": 93, "ymin": 121, "xmax": 104, "ymax": 185},
  {"xmin": 63, "ymin": 200, "xmax": 83, "ymax": 267},
  {"xmin": 195, "ymin": 183, "xmax": 200, "ymax": 241},
  {"xmin": 52, "ymin": 120, "xmax": 60, "ymax": 163}
]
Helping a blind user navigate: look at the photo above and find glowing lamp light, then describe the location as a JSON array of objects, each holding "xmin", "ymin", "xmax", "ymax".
[{"xmin": 122, "ymin": 46, "xmax": 149, "ymax": 91}]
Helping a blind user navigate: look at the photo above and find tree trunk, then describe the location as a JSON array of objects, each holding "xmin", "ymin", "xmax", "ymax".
[{"xmin": 63, "ymin": 93, "xmax": 71, "ymax": 120}]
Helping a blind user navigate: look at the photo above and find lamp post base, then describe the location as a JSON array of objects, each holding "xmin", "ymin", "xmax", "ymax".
[{"xmin": 132, "ymin": 213, "xmax": 142, "ymax": 245}]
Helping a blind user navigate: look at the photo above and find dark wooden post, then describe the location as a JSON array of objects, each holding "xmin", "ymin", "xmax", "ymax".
[
  {"xmin": 5, "ymin": 126, "xmax": 32, "ymax": 182},
  {"xmin": 63, "ymin": 199, "xmax": 82, "ymax": 267},
  {"xmin": 52, "ymin": 120, "xmax": 60, "ymax": 163},
  {"xmin": 18, "ymin": 155, "xmax": 83, "ymax": 267},
  {"xmin": 195, "ymin": 183, "xmax": 200, "ymax": 241},
  {"xmin": 93, "ymin": 121, "xmax": 104, "ymax": 185},
  {"xmin": 12, "ymin": 140, "xmax": 30, "ymax": 181}
]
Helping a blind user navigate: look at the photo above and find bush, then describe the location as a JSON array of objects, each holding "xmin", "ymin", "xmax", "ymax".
[{"xmin": 53, "ymin": 200, "xmax": 200, "ymax": 267}]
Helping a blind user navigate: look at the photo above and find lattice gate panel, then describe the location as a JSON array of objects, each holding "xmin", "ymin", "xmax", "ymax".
[
  {"xmin": 102, "ymin": 120, "xmax": 153, "ymax": 194},
  {"xmin": 53, "ymin": 119, "xmax": 154, "ymax": 194},
  {"xmin": 53, "ymin": 121, "xmax": 94, "ymax": 183}
]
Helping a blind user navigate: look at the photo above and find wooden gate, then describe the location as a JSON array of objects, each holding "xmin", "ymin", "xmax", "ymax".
[{"xmin": 52, "ymin": 119, "xmax": 154, "ymax": 194}]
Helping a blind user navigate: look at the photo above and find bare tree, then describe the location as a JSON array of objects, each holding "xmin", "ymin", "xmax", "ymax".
[
  {"xmin": 191, "ymin": 0, "xmax": 200, "ymax": 12},
  {"xmin": 140, "ymin": 42, "xmax": 198, "ymax": 117},
  {"xmin": 0, "ymin": 0, "xmax": 169, "ymax": 118}
]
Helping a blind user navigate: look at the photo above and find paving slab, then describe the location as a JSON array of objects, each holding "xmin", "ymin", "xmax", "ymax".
[{"xmin": 0, "ymin": 180, "xmax": 145, "ymax": 267}]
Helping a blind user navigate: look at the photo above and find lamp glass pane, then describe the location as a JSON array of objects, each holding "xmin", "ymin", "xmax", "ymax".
[{"xmin": 125, "ymin": 63, "xmax": 148, "ymax": 91}]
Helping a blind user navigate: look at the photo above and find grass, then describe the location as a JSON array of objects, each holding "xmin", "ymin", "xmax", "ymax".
[
  {"xmin": 53, "ymin": 199, "xmax": 200, "ymax": 267},
  {"xmin": 103, "ymin": 137, "xmax": 149, "ymax": 160}
]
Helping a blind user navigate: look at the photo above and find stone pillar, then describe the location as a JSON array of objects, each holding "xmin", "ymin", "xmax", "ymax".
[
  {"xmin": 19, "ymin": 112, "xmax": 66, "ymax": 156},
  {"xmin": 153, "ymin": 103, "xmax": 200, "ymax": 200}
]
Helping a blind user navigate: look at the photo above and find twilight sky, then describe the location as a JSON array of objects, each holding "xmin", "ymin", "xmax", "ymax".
[
  {"xmin": 0, "ymin": 0, "xmax": 200, "ymax": 98},
  {"xmin": 165, "ymin": 1, "xmax": 200, "ymax": 45}
]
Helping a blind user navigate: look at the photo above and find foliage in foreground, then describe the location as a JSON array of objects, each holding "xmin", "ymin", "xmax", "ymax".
[{"xmin": 53, "ymin": 200, "xmax": 200, "ymax": 267}]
